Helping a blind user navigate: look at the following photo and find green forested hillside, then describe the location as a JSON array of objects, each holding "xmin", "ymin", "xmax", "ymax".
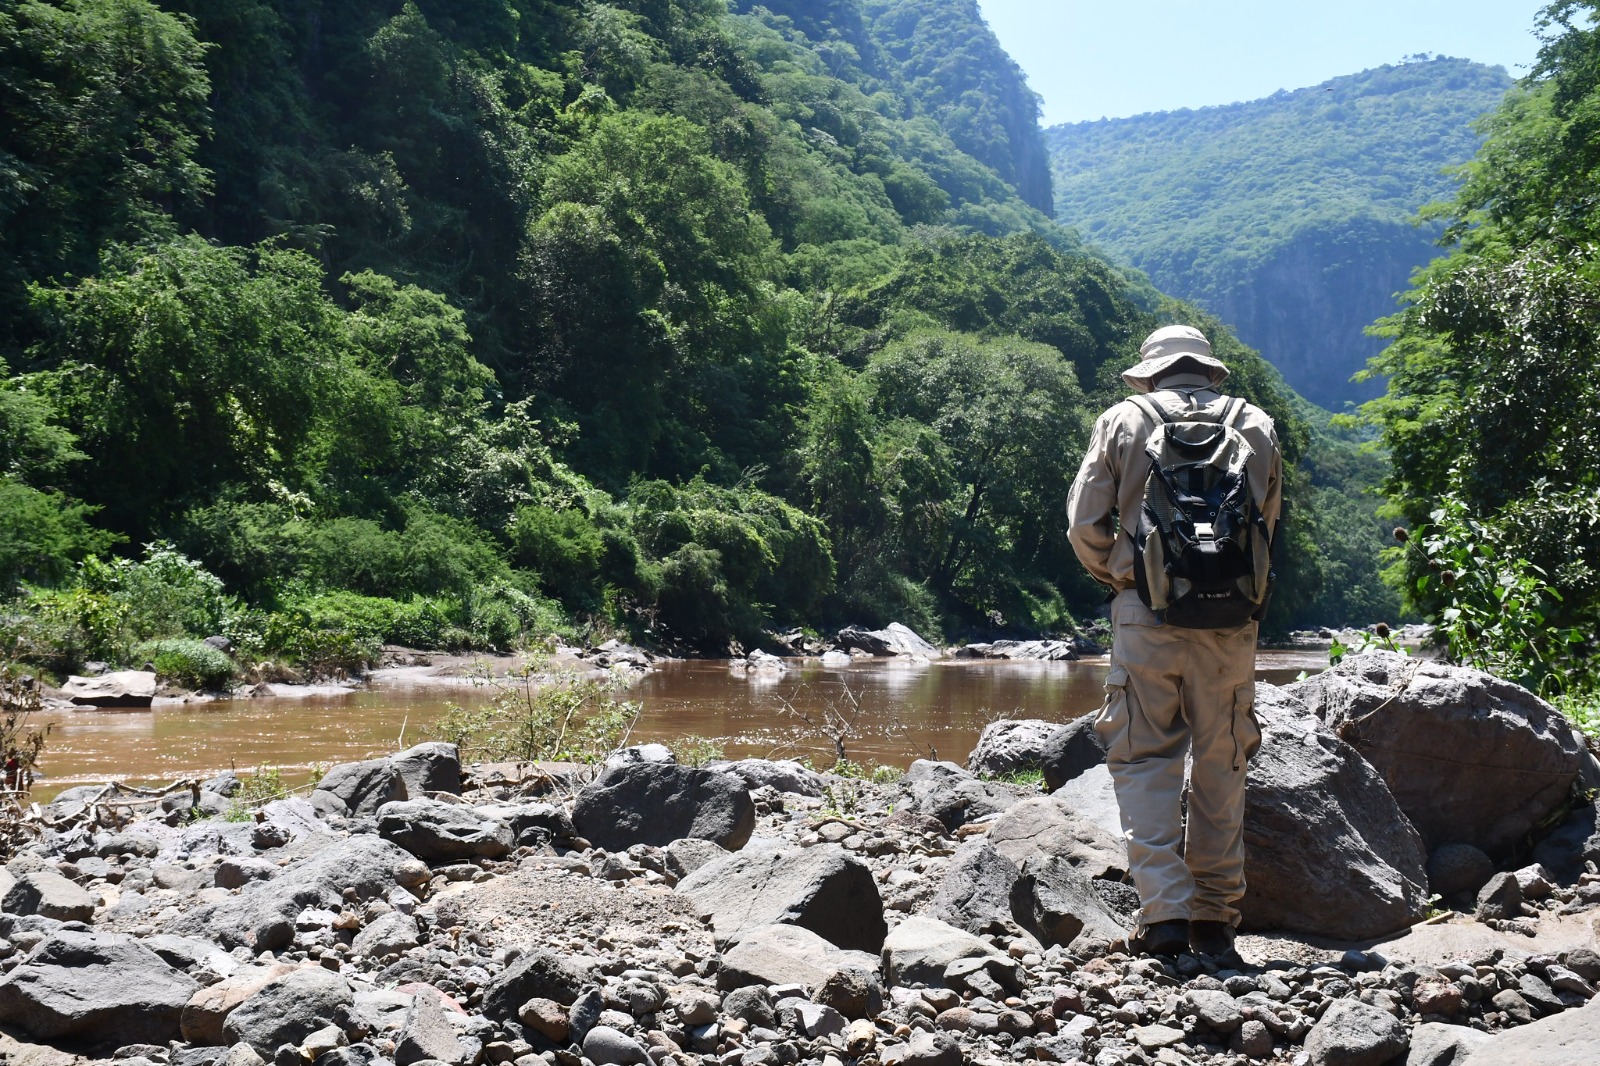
[
  {"xmin": 1047, "ymin": 57, "xmax": 1513, "ymax": 407},
  {"xmin": 0, "ymin": 0, "xmax": 1387, "ymax": 679}
]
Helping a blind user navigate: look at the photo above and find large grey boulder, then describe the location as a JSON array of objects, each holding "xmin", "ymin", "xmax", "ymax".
[
  {"xmin": 179, "ymin": 962, "xmax": 301, "ymax": 1045},
  {"xmin": 881, "ymin": 915, "xmax": 1020, "ymax": 991},
  {"xmin": 0, "ymin": 930, "xmax": 198, "ymax": 1043},
  {"xmin": 1407, "ymin": 1021, "xmax": 1490, "ymax": 1066},
  {"xmin": 717, "ymin": 758, "xmax": 825, "ymax": 798},
  {"xmin": 833, "ymin": 623, "xmax": 939, "ymax": 657},
  {"xmin": 394, "ymin": 987, "xmax": 468, "ymax": 1066},
  {"xmin": 572, "ymin": 762, "xmax": 754, "ymax": 852},
  {"xmin": 1040, "ymin": 716, "xmax": 1107, "ymax": 792},
  {"xmin": 314, "ymin": 744, "xmax": 462, "ymax": 817},
  {"xmin": 1302, "ymin": 999, "xmax": 1407, "ymax": 1066},
  {"xmin": 1457, "ymin": 995, "xmax": 1600, "ymax": 1065},
  {"xmin": 351, "ymin": 912, "xmax": 421, "ymax": 959},
  {"xmin": 1240, "ymin": 684, "xmax": 1430, "ymax": 940},
  {"xmin": 716, "ymin": 923, "xmax": 881, "ymax": 999},
  {"xmin": 61, "ymin": 670, "xmax": 156, "ymax": 707},
  {"xmin": 964, "ymin": 719, "xmax": 1060, "ymax": 778},
  {"xmin": 956, "ymin": 640, "xmax": 1079, "ymax": 661},
  {"xmin": 1, "ymin": 864, "xmax": 96, "ymax": 923},
  {"xmin": 223, "ymin": 968, "xmax": 354, "ymax": 1055},
  {"xmin": 1289, "ymin": 651, "xmax": 1582, "ymax": 855},
  {"xmin": 1049, "ymin": 763, "xmax": 1123, "ymax": 839},
  {"xmin": 928, "ymin": 840, "xmax": 1023, "ymax": 937},
  {"xmin": 314, "ymin": 759, "xmax": 404, "ymax": 816},
  {"xmin": 986, "ymin": 796, "xmax": 1126, "ymax": 881},
  {"xmin": 169, "ymin": 836, "xmax": 416, "ymax": 951},
  {"xmin": 896, "ymin": 760, "xmax": 1020, "ymax": 831},
  {"xmin": 377, "ymin": 799, "xmax": 512, "ymax": 861},
  {"xmin": 389, "ymin": 742, "xmax": 462, "ymax": 797},
  {"xmin": 1010, "ymin": 854, "xmax": 1126, "ymax": 948},
  {"xmin": 481, "ymin": 949, "xmax": 588, "ymax": 1021},
  {"xmin": 676, "ymin": 844, "xmax": 885, "ymax": 953}
]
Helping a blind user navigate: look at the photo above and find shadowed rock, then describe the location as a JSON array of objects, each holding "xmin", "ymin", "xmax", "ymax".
[
  {"xmin": 1240, "ymin": 684, "xmax": 1430, "ymax": 939},
  {"xmin": 572, "ymin": 762, "xmax": 754, "ymax": 852},
  {"xmin": 377, "ymin": 799, "xmax": 513, "ymax": 861},
  {"xmin": 676, "ymin": 844, "xmax": 885, "ymax": 953},
  {"xmin": 1289, "ymin": 650, "xmax": 1582, "ymax": 856},
  {"xmin": 896, "ymin": 760, "xmax": 1021, "ymax": 831},
  {"xmin": 0, "ymin": 930, "xmax": 198, "ymax": 1044}
]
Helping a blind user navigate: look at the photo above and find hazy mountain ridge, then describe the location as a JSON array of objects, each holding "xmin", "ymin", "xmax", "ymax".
[{"xmin": 1046, "ymin": 57, "xmax": 1515, "ymax": 406}]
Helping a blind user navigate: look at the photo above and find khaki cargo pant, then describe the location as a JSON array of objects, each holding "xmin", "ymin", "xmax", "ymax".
[{"xmin": 1094, "ymin": 590, "xmax": 1262, "ymax": 931}]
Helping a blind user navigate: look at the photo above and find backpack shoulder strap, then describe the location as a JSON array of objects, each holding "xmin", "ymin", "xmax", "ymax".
[
  {"xmin": 1127, "ymin": 393, "xmax": 1172, "ymax": 426},
  {"xmin": 1219, "ymin": 396, "xmax": 1247, "ymax": 428}
]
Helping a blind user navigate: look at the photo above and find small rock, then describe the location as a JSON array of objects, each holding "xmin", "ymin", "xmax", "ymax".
[
  {"xmin": 1226, "ymin": 1018, "xmax": 1272, "ymax": 1059},
  {"xmin": 581, "ymin": 1025, "xmax": 649, "ymax": 1066},
  {"xmin": 1475, "ymin": 872, "xmax": 1524, "ymax": 922},
  {"xmin": 1490, "ymin": 988, "xmax": 1537, "ymax": 1026},
  {"xmin": 1186, "ymin": 989, "xmax": 1244, "ymax": 1034},
  {"xmin": 1302, "ymin": 999, "xmax": 1406, "ymax": 1066},
  {"xmin": 516, "ymin": 997, "xmax": 568, "ymax": 1043},
  {"xmin": 1131, "ymin": 1023, "xmax": 1184, "ymax": 1051},
  {"xmin": 879, "ymin": 1030, "xmax": 962, "ymax": 1066}
]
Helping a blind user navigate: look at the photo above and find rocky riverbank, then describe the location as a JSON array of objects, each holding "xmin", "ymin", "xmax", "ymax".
[{"xmin": 2, "ymin": 650, "xmax": 1598, "ymax": 1066}]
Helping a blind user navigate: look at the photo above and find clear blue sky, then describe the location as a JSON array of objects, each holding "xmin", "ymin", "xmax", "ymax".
[{"xmin": 976, "ymin": 1, "xmax": 1554, "ymax": 126}]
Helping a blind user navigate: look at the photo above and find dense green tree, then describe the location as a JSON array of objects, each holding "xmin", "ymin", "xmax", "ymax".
[
  {"xmin": 0, "ymin": 0, "xmax": 211, "ymax": 350},
  {"xmin": 1360, "ymin": 2, "xmax": 1600, "ymax": 671}
]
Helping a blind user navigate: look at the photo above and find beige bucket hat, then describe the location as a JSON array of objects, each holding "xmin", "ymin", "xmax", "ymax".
[{"xmin": 1121, "ymin": 325, "xmax": 1230, "ymax": 394}]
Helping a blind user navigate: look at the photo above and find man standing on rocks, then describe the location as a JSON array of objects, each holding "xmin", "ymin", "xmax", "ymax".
[{"xmin": 1066, "ymin": 325, "xmax": 1282, "ymax": 959}]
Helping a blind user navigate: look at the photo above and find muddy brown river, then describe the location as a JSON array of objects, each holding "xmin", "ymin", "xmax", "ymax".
[{"xmin": 34, "ymin": 650, "xmax": 1332, "ymax": 799}]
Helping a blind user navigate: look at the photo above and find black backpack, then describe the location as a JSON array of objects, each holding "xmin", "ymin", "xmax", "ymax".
[{"xmin": 1128, "ymin": 393, "xmax": 1273, "ymax": 628}]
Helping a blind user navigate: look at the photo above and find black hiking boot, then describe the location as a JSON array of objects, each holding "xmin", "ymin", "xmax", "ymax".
[
  {"xmin": 1189, "ymin": 920, "xmax": 1242, "ymax": 963},
  {"xmin": 1132, "ymin": 919, "xmax": 1190, "ymax": 958}
]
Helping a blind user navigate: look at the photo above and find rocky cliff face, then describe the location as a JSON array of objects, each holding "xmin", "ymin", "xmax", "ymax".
[
  {"xmin": 1199, "ymin": 219, "xmax": 1443, "ymax": 408},
  {"xmin": 1046, "ymin": 58, "xmax": 1514, "ymax": 407}
]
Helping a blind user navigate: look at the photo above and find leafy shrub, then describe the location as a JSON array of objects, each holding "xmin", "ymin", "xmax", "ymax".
[
  {"xmin": 428, "ymin": 663, "xmax": 640, "ymax": 764},
  {"xmin": 133, "ymin": 638, "xmax": 236, "ymax": 690},
  {"xmin": 80, "ymin": 544, "xmax": 229, "ymax": 643},
  {"xmin": 1, "ymin": 586, "xmax": 127, "ymax": 674},
  {"xmin": 507, "ymin": 505, "xmax": 604, "ymax": 604},
  {"xmin": 462, "ymin": 580, "xmax": 572, "ymax": 650},
  {"xmin": 225, "ymin": 766, "xmax": 289, "ymax": 820},
  {"xmin": 292, "ymin": 508, "xmax": 509, "ymax": 601},
  {"xmin": 289, "ymin": 591, "xmax": 400, "ymax": 647},
  {"xmin": 1404, "ymin": 494, "xmax": 1585, "ymax": 696},
  {"xmin": 283, "ymin": 591, "xmax": 478, "ymax": 651},
  {"xmin": 626, "ymin": 477, "xmax": 834, "ymax": 649},
  {"xmin": 260, "ymin": 608, "xmax": 379, "ymax": 678},
  {"xmin": 0, "ymin": 479, "xmax": 115, "ymax": 593},
  {"xmin": 388, "ymin": 598, "xmax": 455, "ymax": 648},
  {"xmin": 669, "ymin": 735, "xmax": 725, "ymax": 767}
]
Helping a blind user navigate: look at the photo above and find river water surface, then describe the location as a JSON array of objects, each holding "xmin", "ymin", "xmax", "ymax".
[{"xmin": 36, "ymin": 649, "xmax": 1331, "ymax": 798}]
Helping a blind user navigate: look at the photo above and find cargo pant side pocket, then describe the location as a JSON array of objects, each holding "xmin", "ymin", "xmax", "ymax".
[
  {"xmin": 1094, "ymin": 664, "xmax": 1132, "ymax": 763},
  {"xmin": 1231, "ymin": 681, "xmax": 1262, "ymax": 770}
]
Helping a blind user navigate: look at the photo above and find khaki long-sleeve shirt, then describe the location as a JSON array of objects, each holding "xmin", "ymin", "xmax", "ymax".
[{"xmin": 1067, "ymin": 382, "xmax": 1283, "ymax": 592}]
